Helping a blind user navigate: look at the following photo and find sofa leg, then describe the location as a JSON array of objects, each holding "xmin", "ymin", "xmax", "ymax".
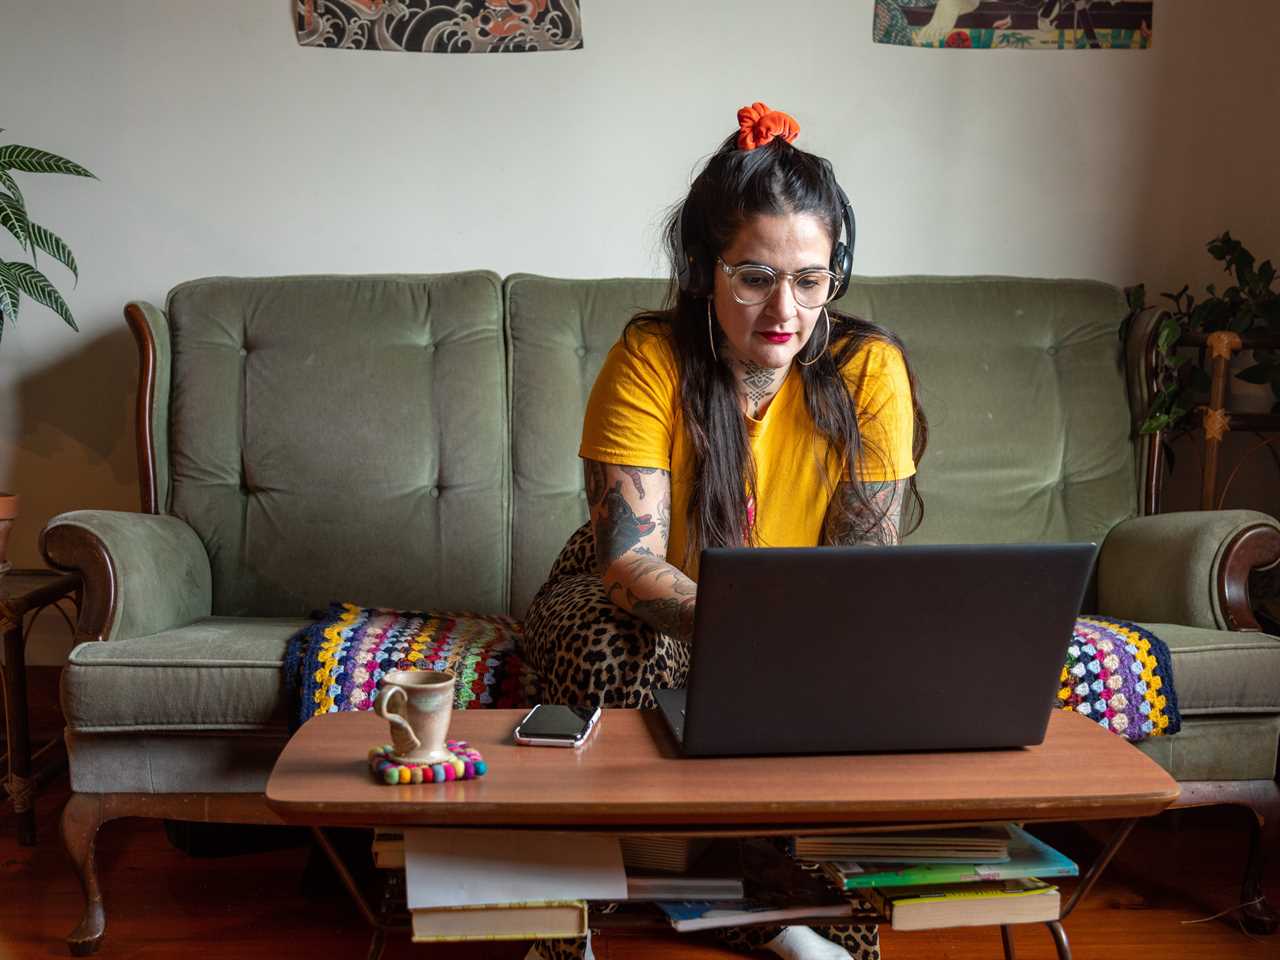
[
  {"xmin": 1241, "ymin": 803, "xmax": 1280, "ymax": 935},
  {"xmin": 61, "ymin": 793, "xmax": 106, "ymax": 956},
  {"xmin": 1175, "ymin": 779, "xmax": 1280, "ymax": 935}
]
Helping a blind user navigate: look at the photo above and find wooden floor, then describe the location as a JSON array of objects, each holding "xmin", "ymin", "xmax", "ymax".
[{"xmin": 3, "ymin": 669, "xmax": 1279, "ymax": 959}]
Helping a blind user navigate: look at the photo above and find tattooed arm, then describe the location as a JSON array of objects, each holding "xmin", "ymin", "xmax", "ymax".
[
  {"xmin": 822, "ymin": 479, "xmax": 907, "ymax": 547},
  {"xmin": 584, "ymin": 458, "xmax": 697, "ymax": 645}
]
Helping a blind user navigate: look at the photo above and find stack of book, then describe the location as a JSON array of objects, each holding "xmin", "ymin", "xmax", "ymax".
[
  {"xmin": 623, "ymin": 838, "xmax": 745, "ymax": 901},
  {"xmin": 806, "ymin": 824, "xmax": 1076, "ymax": 930},
  {"xmin": 652, "ymin": 838, "xmax": 859, "ymax": 932},
  {"xmin": 371, "ymin": 824, "xmax": 1075, "ymax": 937},
  {"xmin": 401, "ymin": 829, "xmax": 627, "ymax": 942}
]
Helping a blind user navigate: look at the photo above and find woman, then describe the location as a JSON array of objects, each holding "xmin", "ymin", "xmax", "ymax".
[{"xmin": 523, "ymin": 103, "xmax": 927, "ymax": 960}]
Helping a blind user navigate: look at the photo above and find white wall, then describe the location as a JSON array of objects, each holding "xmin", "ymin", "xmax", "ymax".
[{"xmin": 3, "ymin": 0, "xmax": 1279, "ymax": 661}]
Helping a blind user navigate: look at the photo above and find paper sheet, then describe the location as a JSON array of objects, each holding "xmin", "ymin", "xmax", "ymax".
[{"xmin": 404, "ymin": 829, "xmax": 627, "ymax": 910}]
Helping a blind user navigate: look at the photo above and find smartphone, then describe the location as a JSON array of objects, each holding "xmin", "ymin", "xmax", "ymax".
[{"xmin": 513, "ymin": 704, "xmax": 603, "ymax": 748}]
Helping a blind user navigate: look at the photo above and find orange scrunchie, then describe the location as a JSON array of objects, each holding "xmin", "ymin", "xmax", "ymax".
[{"xmin": 737, "ymin": 102, "xmax": 800, "ymax": 151}]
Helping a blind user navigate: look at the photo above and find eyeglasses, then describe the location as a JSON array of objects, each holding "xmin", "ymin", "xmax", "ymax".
[{"xmin": 716, "ymin": 258, "xmax": 840, "ymax": 309}]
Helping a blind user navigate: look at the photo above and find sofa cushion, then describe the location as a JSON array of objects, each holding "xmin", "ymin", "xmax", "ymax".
[
  {"xmin": 835, "ymin": 277, "xmax": 1137, "ymax": 548},
  {"xmin": 1136, "ymin": 622, "xmax": 1280, "ymax": 715},
  {"xmin": 165, "ymin": 273, "xmax": 510, "ymax": 617},
  {"xmin": 1135, "ymin": 714, "xmax": 1280, "ymax": 780},
  {"xmin": 505, "ymin": 274, "xmax": 668, "ymax": 616},
  {"xmin": 61, "ymin": 617, "xmax": 309, "ymax": 733}
]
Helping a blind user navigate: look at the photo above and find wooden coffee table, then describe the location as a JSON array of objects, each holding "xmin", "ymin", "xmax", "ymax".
[{"xmin": 266, "ymin": 708, "xmax": 1179, "ymax": 959}]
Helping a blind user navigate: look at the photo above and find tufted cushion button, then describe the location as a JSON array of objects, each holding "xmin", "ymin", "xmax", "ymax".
[
  {"xmin": 1046, "ymin": 345, "xmax": 1058, "ymax": 356},
  {"xmin": 239, "ymin": 347, "xmax": 248, "ymax": 357},
  {"xmin": 429, "ymin": 486, "xmax": 440, "ymax": 499},
  {"xmin": 575, "ymin": 346, "xmax": 587, "ymax": 358},
  {"xmin": 425, "ymin": 343, "xmax": 435, "ymax": 354}
]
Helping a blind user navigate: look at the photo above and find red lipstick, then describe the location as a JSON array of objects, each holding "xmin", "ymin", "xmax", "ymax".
[{"xmin": 760, "ymin": 332, "xmax": 792, "ymax": 344}]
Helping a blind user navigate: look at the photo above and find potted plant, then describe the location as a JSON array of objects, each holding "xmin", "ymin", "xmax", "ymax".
[
  {"xmin": 1134, "ymin": 231, "xmax": 1280, "ymax": 437},
  {"xmin": 0, "ymin": 133, "xmax": 95, "ymax": 576}
]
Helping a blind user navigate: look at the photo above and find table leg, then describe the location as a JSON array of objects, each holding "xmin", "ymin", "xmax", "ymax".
[
  {"xmin": 309, "ymin": 826, "xmax": 410, "ymax": 952},
  {"xmin": 1059, "ymin": 818, "xmax": 1137, "ymax": 920},
  {"xmin": 1046, "ymin": 920, "xmax": 1071, "ymax": 960},
  {"xmin": 1000, "ymin": 924, "xmax": 1016, "ymax": 959},
  {"xmin": 2, "ymin": 620, "xmax": 35, "ymax": 845}
]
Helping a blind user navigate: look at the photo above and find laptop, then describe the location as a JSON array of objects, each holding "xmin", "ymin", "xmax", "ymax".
[{"xmin": 654, "ymin": 542, "xmax": 1097, "ymax": 757}]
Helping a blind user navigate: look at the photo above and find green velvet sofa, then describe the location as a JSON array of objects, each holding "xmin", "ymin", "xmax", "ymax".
[{"xmin": 41, "ymin": 273, "xmax": 1280, "ymax": 954}]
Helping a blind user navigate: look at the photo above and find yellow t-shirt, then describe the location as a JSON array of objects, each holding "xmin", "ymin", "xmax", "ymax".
[{"xmin": 579, "ymin": 323, "xmax": 917, "ymax": 579}]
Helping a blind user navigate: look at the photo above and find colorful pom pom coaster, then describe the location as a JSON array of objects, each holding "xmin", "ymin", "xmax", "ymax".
[{"xmin": 368, "ymin": 740, "xmax": 487, "ymax": 785}]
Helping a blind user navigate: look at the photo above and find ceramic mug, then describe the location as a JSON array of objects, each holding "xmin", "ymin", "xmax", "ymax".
[{"xmin": 373, "ymin": 669, "xmax": 456, "ymax": 764}]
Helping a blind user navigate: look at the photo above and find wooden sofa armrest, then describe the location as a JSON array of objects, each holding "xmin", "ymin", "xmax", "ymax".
[
  {"xmin": 1099, "ymin": 511, "xmax": 1280, "ymax": 632},
  {"xmin": 40, "ymin": 510, "xmax": 212, "ymax": 644}
]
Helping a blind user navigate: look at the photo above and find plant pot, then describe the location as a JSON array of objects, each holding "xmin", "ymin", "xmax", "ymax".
[{"xmin": 0, "ymin": 493, "xmax": 17, "ymax": 579}]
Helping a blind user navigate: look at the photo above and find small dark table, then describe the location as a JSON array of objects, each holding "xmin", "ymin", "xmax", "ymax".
[{"xmin": 1, "ymin": 568, "xmax": 80, "ymax": 844}]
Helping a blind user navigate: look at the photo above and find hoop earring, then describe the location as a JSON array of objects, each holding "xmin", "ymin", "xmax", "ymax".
[
  {"xmin": 798, "ymin": 307, "xmax": 830, "ymax": 367},
  {"xmin": 706, "ymin": 298, "xmax": 719, "ymax": 363}
]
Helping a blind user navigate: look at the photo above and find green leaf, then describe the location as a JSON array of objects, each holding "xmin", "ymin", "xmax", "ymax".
[
  {"xmin": 1237, "ymin": 363, "xmax": 1272, "ymax": 384},
  {"xmin": 1233, "ymin": 248, "xmax": 1256, "ymax": 286},
  {"xmin": 0, "ymin": 261, "xmax": 17, "ymax": 329},
  {"xmin": 0, "ymin": 145, "xmax": 95, "ymax": 178},
  {"xmin": 28, "ymin": 223, "xmax": 77, "ymax": 282},
  {"xmin": 1259, "ymin": 260, "xmax": 1276, "ymax": 289},
  {"xmin": 1140, "ymin": 412, "xmax": 1169, "ymax": 435},
  {"xmin": 1156, "ymin": 315, "xmax": 1182, "ymax": 353},
  {"xmin": 1125, "ymin": 283, "xmax": 1146, "ymax": 313},
  {"xmin": 0, "ymin": 191, "xmax": 30, "ymax": 249},
  {"xmin": 0, "ymin": 262, "xmax": 77, "ymax": 331},
  {"xmin": 0, "ymin": 169, "xmax": 22, "ymax": 209}
]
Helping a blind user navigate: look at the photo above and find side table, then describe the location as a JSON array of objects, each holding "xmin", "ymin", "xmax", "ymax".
[{"xmin": 1, "ymin": 568, "xmax": 80, "ymax": 845}]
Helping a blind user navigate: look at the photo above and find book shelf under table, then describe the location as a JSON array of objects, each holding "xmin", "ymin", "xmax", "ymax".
[{"xmin": 266, "ymin": 708, "xmax": 1180, "ymax": 960}]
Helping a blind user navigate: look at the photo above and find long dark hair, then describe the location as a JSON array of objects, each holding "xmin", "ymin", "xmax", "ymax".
[{"xmin": 626, "ymin": 132, "xmax": 928, "ymax": 561}]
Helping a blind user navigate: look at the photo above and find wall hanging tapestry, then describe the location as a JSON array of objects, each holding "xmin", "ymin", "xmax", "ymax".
[
  {"xmin": 295, "ymin": 0, "xmax": 583, "ymax": 52},
  {"xmin": 874, "ymin": 0, "xmax": 1153, "ymax": 49}
]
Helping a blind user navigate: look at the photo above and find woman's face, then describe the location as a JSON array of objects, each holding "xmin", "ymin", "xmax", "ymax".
[{"xmin": 712, "ymin": 211, "xmax": 834, "ymax": 370}]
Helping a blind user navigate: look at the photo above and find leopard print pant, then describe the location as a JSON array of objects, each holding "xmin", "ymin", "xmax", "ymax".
[
  {"xmin": 522, "ymin": 524, "xmax": 880, "ymax": 960},
  {"xmin": 522, "ymin": 522, "xmax": 691, "ymax": 709}
]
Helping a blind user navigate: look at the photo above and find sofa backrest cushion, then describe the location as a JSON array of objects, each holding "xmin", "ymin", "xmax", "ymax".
[
  {"xmin": 507, "ymin": 274, "xmax": 1136, "ymax": 616},
  {"xmin": 165, "ymin": 273, "xmax": 510, "ymax": 617},
  {"xmin": 836, "ymin": 276, "xmax": 1137, "ymax": 547},
  {"xmin": 505, "ymin": 275, "xmax": 668, "ymax": 615}
]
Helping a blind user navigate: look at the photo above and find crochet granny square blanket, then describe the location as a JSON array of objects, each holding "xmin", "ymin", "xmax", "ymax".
[
  {"xmin": 283, "ymin": 602, "xmax": 541, "ymax": 732},
  {"xmin": 283, "ymin": 605, "xmax": 1179, "ymax": 744},
  {"xmin": 1061, "ymin": 616, "xmax": 1180, "ymax": 740}
]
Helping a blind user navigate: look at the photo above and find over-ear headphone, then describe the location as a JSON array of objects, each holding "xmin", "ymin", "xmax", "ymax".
[{"xmin": 676, "ymin": 183, "xmax": 857, "ymax": 301}]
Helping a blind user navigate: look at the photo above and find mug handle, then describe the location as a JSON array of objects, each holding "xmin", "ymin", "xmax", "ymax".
[{"xmin": 373, "ymin": 684, "xmax": 421, "ymax": 752}]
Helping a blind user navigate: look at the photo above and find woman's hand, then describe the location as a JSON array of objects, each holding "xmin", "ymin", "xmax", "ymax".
[{"xmin": 584, "ymin": 458, "xmax": 697, "ymax": 645}]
